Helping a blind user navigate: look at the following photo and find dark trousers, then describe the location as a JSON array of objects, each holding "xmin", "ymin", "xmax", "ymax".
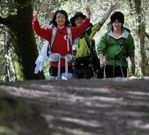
[
  {"xmin": 73, "ymin": 67, "xmax": 93, "ymax": 79},
  {"xmin": 97, "ymin": 65, "xmax": 127, "ymax": 78},
  {"xmin": 49, "ymin": 66, "xmax": 73, "ymax": 76}
]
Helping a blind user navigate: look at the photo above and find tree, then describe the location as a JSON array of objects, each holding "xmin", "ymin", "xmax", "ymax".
[
  {"xmin": 128, "ymin": 0, "xmax": 149, "ymax": 76},
  {"xmin": 0, "ymin": 0, "xmax": 149, "ymax": 81},
  {"xmin": 0, "ymin": 0, "xmax": 44, "ymax": 80}
]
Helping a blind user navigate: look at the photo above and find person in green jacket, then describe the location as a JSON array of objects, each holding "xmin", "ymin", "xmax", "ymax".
[
  {"xmin": 97, "ymin": 11, "xmax": 135, "ymax": 78},
  {"xmin": 70, "ymin": 2, "xmax": 119, "ymax": 79}
]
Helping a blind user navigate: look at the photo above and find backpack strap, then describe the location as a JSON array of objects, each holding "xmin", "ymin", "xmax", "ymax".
[
  {"xmin": 48, "ymin": 26, "xmax": 72, "ymax": 54},
  {"xmin": 64, "ymin": 26, "xmax": 72, "ymax": 52},
  {"xmin": 66, "ymin": 27, "xmax": 72, "ymax": 46},
  {"xmin": 47, "ymin": 26, "xmax": 57, "ymax": 56},
  {"xmin": 105, "ymin": 33, "xmax": 110, "ymax": 48},
  {"xmin": 50, "ymin": 27, "xmax": 57, "ymax": 50}
]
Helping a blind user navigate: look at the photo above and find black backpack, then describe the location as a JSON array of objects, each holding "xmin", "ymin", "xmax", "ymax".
[{"xmin": 85, "ymin": 36, "xmax": 100, "ymax": 73}]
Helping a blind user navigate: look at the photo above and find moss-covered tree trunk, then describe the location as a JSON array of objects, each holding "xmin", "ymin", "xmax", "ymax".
[
  {"xmin": 14, "ymin": 0, "xmax": 45, "ymax": 80},
  {"xmin": 1, "ymin": 0, "xmax": 44, "ymax": 80},
  {"xmin": 144, "ymin": 32, "xmax": 149, "ymax": 75},
  {"xmin": 138, "ymin": 17, "xmax": 146, "ymax": 75},
  {"xmin": 133, "ymin": 0, "xmax": 149, "ymax": 76}
]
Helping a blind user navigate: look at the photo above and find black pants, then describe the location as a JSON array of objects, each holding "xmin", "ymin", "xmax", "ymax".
[
  {"xmin": 49, "ymin": 66, "xmax": 73, "ymax": 76},
  {"xmin": 97, "ymin": 65, "xmax": 127, "ymax": 78},
  {"xmin": 73, "ymin": 66, "xmax": 93, "ymax": 79}
]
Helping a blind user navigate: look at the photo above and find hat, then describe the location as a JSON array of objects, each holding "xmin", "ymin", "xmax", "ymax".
[{"xmin": 70, "ymin": 12, "xmax": 86, "ymax": 26}]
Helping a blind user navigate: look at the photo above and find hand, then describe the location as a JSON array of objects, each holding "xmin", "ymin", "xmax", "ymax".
[
  {"xmin": 33, "ymin": 3, "xmax": 49, "ymax": 20},
  {"xmin": 40, "ymin": 3, "xmax": 49, "ymax": 12},
  {"xmin": 86, "ymin": 6, "xmax": 91, "ymax": 18},
  {"xmin": 109, "ymin": 1, "xmax": 120, "ymax": 13},
  {"xmin": 103, "ymin": 1, "xmax": 120, "ymax": 21},
  {"xmin": 100, "ymin": 59, "xmax": 105, "ymax": 68},
  {"xmin": 33, "ymin": 4, "xmax": 41, "ymax": 20},
  {"xmin": 33, "ymin": 10, "xmax": 39, "ymax": 20},
  {"xmin": 98, "ymin": 54, "xmax": 106, "ymax": 68},
  {"xmin": 46, "ymin": 9, "xmax": 54, "ymax": 20}
]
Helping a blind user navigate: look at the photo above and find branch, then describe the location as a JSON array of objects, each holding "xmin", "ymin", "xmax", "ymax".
[
  {"xmin": 21, "ymin": 1, "xmax": 32, "ymax": 9},
  {"xmin": 145, "ymin": 32, "xmax": 149, "ymax": 39}
]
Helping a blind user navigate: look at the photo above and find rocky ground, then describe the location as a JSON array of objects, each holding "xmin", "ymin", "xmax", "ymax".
[{"xmin": 0, "ymin": 77, "xmax": 149, "ymax": 135}]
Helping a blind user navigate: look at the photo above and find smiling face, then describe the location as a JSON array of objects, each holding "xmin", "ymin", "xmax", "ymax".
[
  {"xmin": 55, "ymin": 13, "xmax": 66, "ymax": 27},
  {"xmin": 112, "ymin": 20, "xmax": 123, "ymax": 32},
  {"xmin": 75, "ymin": 17, "xmax": 84, "ymax": 26}
]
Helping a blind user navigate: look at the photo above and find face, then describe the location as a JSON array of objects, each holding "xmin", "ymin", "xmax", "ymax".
[
  {"xmin": 75, "ymin": 17, "xmax": 84, "ymax": 26},
  {"xmin": 112, "ymin": 20, "xmax": 123, "ymax": 31},
  {"xmin": 55, "ymin": 13, "xmax": 66, "ymax": 27}
]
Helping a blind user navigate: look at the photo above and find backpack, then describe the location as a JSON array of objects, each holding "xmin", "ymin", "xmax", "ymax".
[
  {"xmin": 48, "ymin": 26, "xmax": 72, "ymax": 55},
  {"xmin": 85, "ymin": 36, "xmax": 100, "ymax": 73},
  {"xmin": 73, "ymin": 24, "xmax": 93, "ymax": 59}
]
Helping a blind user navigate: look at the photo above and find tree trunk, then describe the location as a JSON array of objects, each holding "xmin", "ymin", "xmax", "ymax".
[
  {"xmin": 138, "ymin": 19, "xmax": 146, "ymax": 75},
  {"xmin": 4, "ymin": 0, "xmax": 45, "ymax": 80},
  {"xmin": 133, "ymin": 0, "xmax": 147, "ymax": 76}
]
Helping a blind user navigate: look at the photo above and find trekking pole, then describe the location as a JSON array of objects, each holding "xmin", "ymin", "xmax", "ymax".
[
  {"xmin": 103, "ymin": 65, "xmax": 106, "ymax": 78},
  {"xmin": 103, "ymin": 56, "xmax": 106, "ymax": 78},
  {"xmin": 63, "ymin": 56, "xmax": 69, "ymax": 80},
  {"xmin": 120, "ymin": 64, "xmax": 124, "ymax": 77},
  {"xmin": 57, "ymin": 56, "xmax": 61, "ymax": 80},
  {"xmin": 112, "ymin": 66, "xmax": 115, "ymax": 77}
]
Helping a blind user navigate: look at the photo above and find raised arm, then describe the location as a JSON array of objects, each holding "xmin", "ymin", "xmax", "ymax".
[
  {"xmin": 32, "ymin": 19, "xmax": 52, "ymax": 41},
  {"xmin": 102, "ymin": 2, "xmax": 120, "ymax": 23},
  {"xmin": 32, "ymin": 4, "xmax": 52, "ymax": 41},
  {"xmin": 71, "ymin": 6, "xmax": 91, "ymax": 39},
  {"xmin": 86, "ymin": 5, "xmax": 91, "ymax": 19},
  {"xmin": 88, "ymin": 2, "xmax": 120, "ymax": 40}
]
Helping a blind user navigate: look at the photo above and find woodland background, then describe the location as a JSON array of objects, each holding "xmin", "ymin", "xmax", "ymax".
[{"xmin": 0, "ymin": 0, "xmax": 149, "ymax": 81}]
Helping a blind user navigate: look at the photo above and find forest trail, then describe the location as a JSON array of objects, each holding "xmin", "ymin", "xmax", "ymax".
[{"xmin": 0, "ymin": 77, "xmax": 149, "ymax": 135}]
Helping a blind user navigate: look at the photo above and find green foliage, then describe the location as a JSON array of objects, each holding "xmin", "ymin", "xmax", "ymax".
[{"xmin": 0, "ymin": 0, "xmax": 17, "ymax": 17}]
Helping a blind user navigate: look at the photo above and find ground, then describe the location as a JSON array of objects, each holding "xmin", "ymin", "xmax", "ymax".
[{"xmin": 0, "ymin": 77, "xmax": 149, "ymax": 135}]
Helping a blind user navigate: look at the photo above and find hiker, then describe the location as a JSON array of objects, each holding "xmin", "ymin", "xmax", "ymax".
[
  {"xmin": 70, "ymin": 2, "xmax": 119, "ymax": 79},
  {"xmin": 97, "ymin": 11, "xmax": 135, "ymax": 78},
  {"xmin": 32, "ymin": 7, "xmax": 91, "ymax": 80}
]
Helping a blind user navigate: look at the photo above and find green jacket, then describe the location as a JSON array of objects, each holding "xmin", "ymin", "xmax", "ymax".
[
  {"xmin": 97, "ymin": 28, "xmax": 135, "ymax": 67},
  {"xmin": 74, "ymin": 18, "xmax": 106, "ymax": 59}
]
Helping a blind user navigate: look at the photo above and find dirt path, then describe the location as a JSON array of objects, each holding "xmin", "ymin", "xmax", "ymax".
[{"xmin": 0, "ymin": 78, "xmax": 149, "ymax": 135}]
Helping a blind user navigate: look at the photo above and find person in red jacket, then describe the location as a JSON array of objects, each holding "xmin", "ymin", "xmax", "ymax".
[{"xmin": 32, "ymin": 8, "xmax": 91, "ymax": 80}]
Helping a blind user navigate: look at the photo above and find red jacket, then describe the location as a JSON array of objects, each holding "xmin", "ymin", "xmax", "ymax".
[{"xmin": 32, "ymin": 18, "xmax": 90, "ymax": 67}]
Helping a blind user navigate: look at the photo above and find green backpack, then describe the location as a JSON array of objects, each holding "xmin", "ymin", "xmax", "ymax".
[
  {"xmin": 73, "ymin": 24, "xmax": 93, "ymax": 59},
  {"xmin": 73, "ymin": 36, "xmax": 91, "ymax": 59}
]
